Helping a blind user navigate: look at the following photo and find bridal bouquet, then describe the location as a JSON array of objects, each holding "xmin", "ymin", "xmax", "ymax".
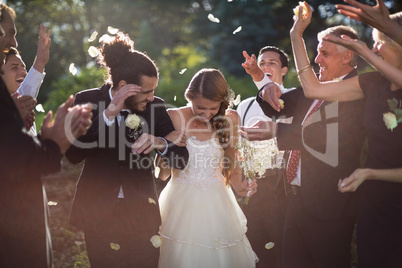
[{"xmin": 235, "ymin": 137, "xmax": 279, "ymax": 204}]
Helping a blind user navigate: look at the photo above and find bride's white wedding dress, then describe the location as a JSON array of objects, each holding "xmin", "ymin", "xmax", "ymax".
[{"xmin": 158, "ymin": 136, "xmax": 258, "ymax": 268}]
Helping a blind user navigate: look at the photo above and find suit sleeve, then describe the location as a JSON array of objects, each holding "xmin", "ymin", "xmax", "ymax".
[
  {"xmin": 256, "ymin": 86, "xmax": 302, "ymax": 119},
  {"xmin": 0, "ymin": 86, "xmax": 62, "ymax": 180}
]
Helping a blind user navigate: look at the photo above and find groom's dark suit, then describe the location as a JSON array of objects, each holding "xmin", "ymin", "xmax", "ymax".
[
  {"xmin": 65, "ymin": 83, "xmax": 188, "ymax": 266},
  {"xmin": 257, "ymin": 70, "xmax": 366, "ymax": 268},
  {"xmin": 0, "ymin": 78, "xmax": 61, "ymax": 267}
]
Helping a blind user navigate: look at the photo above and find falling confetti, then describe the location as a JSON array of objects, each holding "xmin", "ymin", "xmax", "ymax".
[
  {"xmin": 174, "ymin": 96, "xmax": 177, "ymax": 102},
  {"xmin": 35, "ymin": 104, "xmax": 45, "ymax": 113},
  {"xmin": 233, "ymin": 26, "xmax": 242, "ymax": 35},
  {"xmin": 99, "ymin": 34, "xmax": 112, "ymax": 43},
  {"xmin": 150, "ymin": 235, "xmax": 162, "ymax": 248},
  {"xmin": 179, "ymin": 68, "xmax": 187, "ymax": 74},
  {"xmin": 69, "ymin": 63, "xmax": 77, "ymax": 76},
  {"xmin": 74, "ymin": 241, "xmax": 84, "ymax": 246},
  {"xmin": 265, "ymin": 242, "xmax": 275, "ymax": 250},
  {"xmin": 110, "ymin": 243, "xmax": 120, "ymax": 250},
  {"xmin": 88, "ymin": 46, "xmax": 99, "ymax": 57},
  {"xmin": 208, "ymin": 14, "xmax": 220, "ymax": 23},
  {"xmin": 233, "ymin": 94, "xmax": 241, "ymax": 106},
  {"xmin": 148, "ymin": 198, "xmax": 156, "ymax": 205},
  {"xmin": 88, "ymin": 31, "xmax": 98, "ymax": 42},
  {"xmin": 48, "ymin": 201, "xmax": 58, "ymax": 206},
  {"xmin": 108, "ymin": 26, "xmax": 119, "ymax": 35}
]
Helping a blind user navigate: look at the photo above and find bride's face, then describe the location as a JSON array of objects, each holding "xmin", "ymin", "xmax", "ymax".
[{"xmin": 190, "ymin": 97, "xmax": 221, "ymax": 122}]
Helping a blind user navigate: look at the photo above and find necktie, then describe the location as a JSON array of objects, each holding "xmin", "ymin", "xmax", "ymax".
[{"xmin": 286, "ymin": 100, "xmax": 324, "ymax": 184}]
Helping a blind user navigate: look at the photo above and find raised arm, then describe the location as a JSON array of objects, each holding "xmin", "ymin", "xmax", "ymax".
[
  {"xmin": 290, "ymin": 2, "xmax": 363, "ymax": 102},
  {"xmin": 336, "ymin": 0, "xmax": 402, "ymax": 46},
  {"xmin": 18, "ymin": 24, "xmax": 51, "ymax": 98}
]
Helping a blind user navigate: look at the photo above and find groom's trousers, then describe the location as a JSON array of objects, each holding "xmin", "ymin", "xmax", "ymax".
[{"xmin": 84, "ymin": 198, "xmax": 159, "ymax": 268}]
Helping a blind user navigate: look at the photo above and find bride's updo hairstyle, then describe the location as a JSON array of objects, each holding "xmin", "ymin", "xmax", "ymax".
[
  {"xmin": 97, "ymin": 31, "xmax": 159, "ymax": 88},
  {"xmin": 185, "ymin": 68, "xmax": 235, "ymax": 184}
]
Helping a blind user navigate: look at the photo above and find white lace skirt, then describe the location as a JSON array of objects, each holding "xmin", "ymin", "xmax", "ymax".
[{"xmin": 158, "ymin": 176, "xmax": 258, "ymax": 268}]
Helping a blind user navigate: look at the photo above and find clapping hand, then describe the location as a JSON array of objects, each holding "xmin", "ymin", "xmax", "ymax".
[
  {"xmin": 13, "ymin": 94, "xmax": 37, "ymax": 129},
  {"xmin": 41, "ymin": 95, "xmax": 93, "ymax": 154}
]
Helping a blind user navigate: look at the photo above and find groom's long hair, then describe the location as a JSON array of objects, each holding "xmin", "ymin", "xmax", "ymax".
[
  {"xmin": 96, "ymin": 31, "xmax": 159, "ymax": 88},
  {"xmin": 185, "ymin": 68, "xmax": 236, "ymax": 185}
]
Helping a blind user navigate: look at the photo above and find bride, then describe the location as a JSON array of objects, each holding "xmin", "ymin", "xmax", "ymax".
[{"xmin": 158, "ymin": 68, "xmax": 259, "ymax": 267}]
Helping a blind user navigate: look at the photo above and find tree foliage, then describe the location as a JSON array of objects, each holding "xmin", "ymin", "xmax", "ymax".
[{"xmin": 6, "ymin": 0, "xmax": 401, "ymax": 109}]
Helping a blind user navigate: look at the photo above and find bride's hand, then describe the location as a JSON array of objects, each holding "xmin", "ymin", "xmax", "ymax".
[{"xmin": 235, "ymin": 178, "xmax": 258, "ymax": 197}]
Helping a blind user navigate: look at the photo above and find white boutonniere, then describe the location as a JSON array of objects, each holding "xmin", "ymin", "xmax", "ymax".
[
  {"xmin": 125, "ymin": 114, "xmax": 141, "ymax": 130},
  {"xmin": 383, "ymin": 98, "xmax": 402, "ymax": 131},
  {"xmin": 125, "ymin": 114, "xmax": 144, "ymax": 140}
]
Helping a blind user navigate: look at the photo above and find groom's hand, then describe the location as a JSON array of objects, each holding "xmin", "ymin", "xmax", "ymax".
[
  {"xmin": 132, "ymin": 133, "xmax": 167, "ymax": 155},
  {"xmin": 104, "ymin": 84, "xmax": 141, "ymax": 120}
]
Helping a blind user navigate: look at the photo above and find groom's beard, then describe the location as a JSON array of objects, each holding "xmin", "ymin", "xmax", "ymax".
[{"xmin": 124, "ymin": 95, "xmax": 148, "ymax": 114}]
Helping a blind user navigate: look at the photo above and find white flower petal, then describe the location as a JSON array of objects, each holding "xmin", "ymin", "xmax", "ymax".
[
  {"xmin": 88, "ymin": 46, "xmax": 99, "ymax": 57},
  {"xmin": 150, "ymin": 235, "xmax": 162, "ymax": 248},
  {"xmin": 265, "ymin": 242, "xmax": 275, "ymax": 250},
  {"xmin": 108, "ymin": 26, "xmax": 119, "ymax": 35},
  {"xmin": 74, "ymin": 241, "xmax": 84, "ymax": 246},
  {"xmin": 208, "ymin": 14, "xmax": 220, "ymax": 23},
  {"xmin": 148, "ymin": 198, "xmax": 156, "ymax": 205},
  {"xmin": 179, "ymin": 68, "xmax": 187, "ymax": 74},
  {"xmin": 69, "ymin": 63, "xmax": 77, "ymax": 76},
  {"xmin": 110, "ymin": 243, "xmax": 120, "ymax": 250},
  {"xmin": 99, "ymin": 34, "xmax": 112, "ymax": 43},
  {"xmin": 233, "ymin": 26, "xmax": 242, "ymax": 35},
  {"xmin": 47, "ymin": 201, "xmax": 58, "ymax": 206},
  {"xmin": 88, "ymin": 31, "xmax": 98, "ymax": 42},
  {"xmin": 233, "ymin": 94, "xmax": 241, "ymax": 106},
  {"xmin": 35, "ymin": 104, "xmax": 45, "ymax": 113}
]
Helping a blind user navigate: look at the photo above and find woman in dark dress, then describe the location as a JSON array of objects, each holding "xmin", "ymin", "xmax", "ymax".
[{"xmin": 289, "ymin": 5, "xmax": 402, "ymax": 268}]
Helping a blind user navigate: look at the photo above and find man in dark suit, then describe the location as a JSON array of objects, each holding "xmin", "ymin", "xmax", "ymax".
[
  {"xmin": 65, "ymin": 32, "xmax": 189, "ymax": 267},
  {"xmin": 0, "ymin": 4, "xmax": 92, "ymax": 268},
  {"xmin": 240, "ymin": 25, "xmax": 366, "ymax": 268}
]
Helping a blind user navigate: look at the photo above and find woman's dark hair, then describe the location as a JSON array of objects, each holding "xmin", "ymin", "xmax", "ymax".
[{"xmin": 97, "ymin": 32, "xmax": 158, "ymax": 88}]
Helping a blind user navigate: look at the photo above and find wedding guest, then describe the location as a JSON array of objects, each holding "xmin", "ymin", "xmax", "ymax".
[
  {"xmin": 0, "ymin": 4, "xmax": 93, "ymax": 268},
  {"xmin": 290, "ymin": 4, "xmax": 402, "ymax": 267},
  {"xmin": 240, "ymin": 22, "xmax": 366, "ymax": 267},
  {"xmin": 65, "ymin": 31, "xmax": 189, "ymax": 267},
  {"xmin": 327, "ymin": 6, "xmax": 402, "ymax": 89},
  {"xmin": 1, "ymin": 24, "xmax": 51, "ymax": 134},
  {"xmin": 336, "ymin": 0, "xmax": 402, "ymax": 46},
  {"xmin": 237, "ymin": 45, "xmax": 294, "ymax": 268},
  {"xmin": 158, "ymin": 68, "xmax": 258, "ymax": 267}
]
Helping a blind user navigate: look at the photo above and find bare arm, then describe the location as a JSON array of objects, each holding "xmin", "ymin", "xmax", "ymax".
[
  {"xmin": 338, "ymin": 168, "xmax": 402, "ymax": 192},
  {"xmin": 290, "ymin": 3, "xmax": 364, "ymax": 102},
  {"xmin": 336, "ymin": 0, "xmax": 402, "ymax": 46}
]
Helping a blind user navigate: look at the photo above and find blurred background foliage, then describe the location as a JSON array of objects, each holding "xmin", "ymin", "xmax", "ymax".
[{"xmin": 5, "ymin": 0, "xmax": 402, "ymax": 122}]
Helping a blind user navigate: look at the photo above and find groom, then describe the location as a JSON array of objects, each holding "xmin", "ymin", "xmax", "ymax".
[{"xmin": 65, "ymin": 34, "xmax": 189, "ymax": 267}]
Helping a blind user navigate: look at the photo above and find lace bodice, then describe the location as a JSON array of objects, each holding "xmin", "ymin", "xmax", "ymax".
[{"xmin": 172, "ymin": 136, "xmax": 225, "ymax": 190}]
